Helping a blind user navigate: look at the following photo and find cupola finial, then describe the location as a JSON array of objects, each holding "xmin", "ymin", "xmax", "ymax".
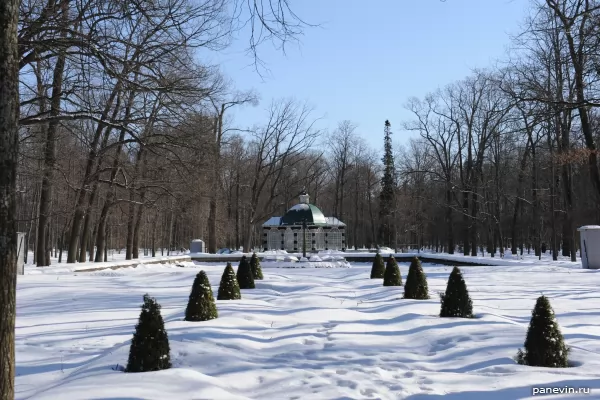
[{"xmin": 299, "ymin": 188, "xmax": 309, "ymax": 204}]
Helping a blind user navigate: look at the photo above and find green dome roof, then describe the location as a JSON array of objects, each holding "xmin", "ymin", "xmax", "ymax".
[{"xmin": 280, "ymin": 203, "xmax": 327, "ymax": 226}]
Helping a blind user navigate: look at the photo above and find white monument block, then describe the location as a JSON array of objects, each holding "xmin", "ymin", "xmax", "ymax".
[{"xmin": 578, "ymin": 225, "xmax": 600, "ymax": 269}]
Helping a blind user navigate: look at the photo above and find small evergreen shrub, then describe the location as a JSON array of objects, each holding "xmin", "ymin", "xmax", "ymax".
[
  {"xmin": 370, "ymin": 252, "xmax": 385, "ymax": 279},
  {"xmin": 126, "ymin": 294, "xmax": 171, "ymax": 372},
  {"xmin": 217, "ymin": 263, "xmax": 241, "ymax": 300},
  {"xmin": 516, "ymin": 295, "xmax": 570, "ymax": 368},
  {"xmin": 403, "ymin": 257, "xmax": 429, "ymax": 299},
  {"xmin": 250, "ymin": 252, "xmax": 264, "ymax": 280},
  {"xmin": 439, "ymin": 266, "xmax": 473, "ymax": 318},
  {"xmin": 184, "ymin": 270, "xmax": 218, "ymax": 321},
  {"xmin": 383, "ymin": 256, "xmax": 402, "ymax": 286},
  {"xmin": 236, "ymin": 255, "xmax": 255, "ymax": 289}
]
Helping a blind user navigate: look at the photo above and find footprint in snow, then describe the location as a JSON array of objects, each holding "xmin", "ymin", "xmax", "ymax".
[
  {"xmin": 337, "ymin": 379, "xmax": 358, "ymax": 389},
  {"xmin": 429, "ymin": 337, "xmax": 454, "ymax": 354},
  {"xmin": 418, "ymin": 377, "xmax": 434, "ymax": 385},
  {"xmin": 360, "ymin": 388, "xmax": 378, "ymax": 398}
]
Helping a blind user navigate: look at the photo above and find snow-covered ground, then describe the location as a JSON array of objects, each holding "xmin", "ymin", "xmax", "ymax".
[{"xmin": 15, "ymin": 260, "xmax": 600, "ymax": 399}]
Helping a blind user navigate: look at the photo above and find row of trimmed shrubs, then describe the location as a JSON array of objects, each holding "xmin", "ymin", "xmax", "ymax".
[
  {"xmin": 122, "ymin": 253, "xmax": 570, "ymax": 373},
  {"xmin": 370, "ymin": 254, "xmax": 570, "ymax": 368},
  {"xmin": 125, "ymin": 254, "xmax": 263, "ymax": 373}
]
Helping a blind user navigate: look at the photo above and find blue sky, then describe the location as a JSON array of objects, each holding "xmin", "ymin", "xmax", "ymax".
[{"xmin": 207, "ymin": 0, "xmax": 530, "ymax": 151}]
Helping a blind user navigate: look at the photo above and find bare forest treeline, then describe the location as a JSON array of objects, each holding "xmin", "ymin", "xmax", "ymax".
[
  {"xmin": 15, "ymin": 0, "xmax": 600, "ymax": 266},
  {"xmin": 400, "ymin": 0, "xmax": 600, "ymax": 259}
]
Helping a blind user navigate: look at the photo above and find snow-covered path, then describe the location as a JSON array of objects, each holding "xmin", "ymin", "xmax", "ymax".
[{"xmin": 15, "ymin": 262, "xmax": 600, "ymax": 399}]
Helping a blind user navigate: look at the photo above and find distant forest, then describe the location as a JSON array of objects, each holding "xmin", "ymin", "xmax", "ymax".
[{"xmin": 13, "ymin": 0, "xmax": 600, "ymax": 265}]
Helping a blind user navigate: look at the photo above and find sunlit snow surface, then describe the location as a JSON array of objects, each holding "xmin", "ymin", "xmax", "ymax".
[{"xmin": 15, "ymin": 260, "xmax": 600, "ymax": 399}]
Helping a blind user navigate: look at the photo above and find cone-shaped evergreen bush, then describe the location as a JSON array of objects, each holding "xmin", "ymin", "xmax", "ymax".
[
  {"xmin": 370, "ymin": 252, "xmax": 385, "ymax": 278},
  {"xmin": 217, "ymin": 263, "xmax": 241, "ymax": 300},
  {"xmin": 383, "ymin": 256, "xmax": 402, "ymax": 286},
  {"xmin": 184, "ymin": 270, "xmax": 218, "ymax": 321},
  {"xmin": 439, "ymin": 267, "xmax": 473, "ymax": 318},
  {"xmin": 236, "ymin": 255, "xmax": 255, "ymax": 289},
  {"xmin": 126, "ymin": 294, "xmax": 171, "ymax": 372},
  {"xmin": 516, "ymin": 296, "xmax": 570, "ymax": 368},
  {"xmin": 250, "ymin": 252, "xmax": 264, "ymax": 280},
  {"xmin": 403, "ymin": 257, "xmax": 429, "ymax": 299}
]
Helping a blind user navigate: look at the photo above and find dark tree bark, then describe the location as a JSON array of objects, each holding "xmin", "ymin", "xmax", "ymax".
[
  {"xmin": 207, "ymin": 113, "xmax": 222, "ymax": 254},
  {"xmin": 446, "ymin": 187, "xmax": 454, "ymax": 254},
  {"xmin": 132, "ymin": 182, "xmax": 148, "ymax": 259},
  {"xmin": 470, "ymin": 188, "xmax": 478, "ymax": 257},
  {"xmin": 511, "ymin": 143, "xmax": 531, "ymax": 254},
  {"xmin": 125, "ymin": 190, "xmax": 136, "ymax": 260},
  {"xmin": 36, "ymin": 1, "xmax": 68, "ymax": 266},
  {"xmin": 78, "ymin": 182, "xmax": 100, "ymax": 263},
  {"xmin": 94, "ymin": 86, "xmax": 138, "ymax": 262},
  {"xmin": 151, "ymin": 214, "xmax": 157, "ymax": 257},
  {"xmin": 0, "ymin": 0, "xmax": 19, "ymax": 397},
  {"xmin": 462, "ymin": 192, "xmax": 470, "ymax": 255},
  {"xmin": 66, "ymin": 83, "xmax": 122, "ymax": 263}
]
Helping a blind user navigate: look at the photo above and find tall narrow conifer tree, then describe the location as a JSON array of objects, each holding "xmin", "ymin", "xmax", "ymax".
[{"xmin": 379, "ymin": 120, "xmax": 396, "ymax": 247}]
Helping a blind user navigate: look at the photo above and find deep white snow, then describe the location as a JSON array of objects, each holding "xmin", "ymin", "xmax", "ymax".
[{"xmin": 15, "ymin": 259, "xmax": 600, "ymax": 399}]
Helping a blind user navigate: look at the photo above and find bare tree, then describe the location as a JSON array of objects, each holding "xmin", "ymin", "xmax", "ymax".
[
  {"xmin": 207, "ymin": 90, "xmax": 257, "ymax": 253},
  {"xmin": 327, "ymin": 120, "xmax": 358, "ymax": 223},
  {"xmin": 544, "ymin": 0, "xmax": 600, "ymax": 199},
  {"xmin": 0, "ymin": 0, "xmax": 20, "ymax": 397},
  {"xmin": 243, "ymin": 98, "xmax": 321, "ymax": 251}
]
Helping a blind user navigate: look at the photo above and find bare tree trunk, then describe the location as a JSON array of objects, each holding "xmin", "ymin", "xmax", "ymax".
[
  {"xmin": 511, "ymin": 143, "xmax": 530, "ymax": 254},
  {"xmin": 167, "ymin": 207, "xmax": 175, "ymax": 255},
  {"xmin": 45, "ymin": 225, "xmax": 51, "ymax": 265},
  {"xmin": 104, "ymin": 224, "xmax": 108, "ymax": 261},
  {"xmin": 152, "ymin": 214, "xmax": 157, "ymax": 257},
  {"xmin": 446, "ymin": 186, "xmax": 454, "ymax": 254},
  {"xmin": 243, "ymin": 207, "xmax": 255, "ymax": 252},
  {"xmin": 132, "ymin": 189, "xmax": 147, "ymax": 259},
  {"xmin": 25, "ymin": 188, "xmax": 38, "ymax": 264},
  {"xmin": 560, "ymin": 138, "xmax": 576, "ymax": 261},
  {"xmin": 208, "ymin": 99, "xmax": 253, "ymax": 253},
  {"xmin": 98, "ymin": 92, "xmax": 141, "ymax": 261},
  {"xmin": 36, "ymin": 5, "xmax": 68, "ymax": 266},
  {"xmin": 470, "ymin": 185, "xmax": 478, "ymax": 256},
  {"xmin": 95, "ymin": 209, "xmax": 111, "ymax": 263},
  {"xmin": 78, "ymin": 181, "xmax": 100, "ymax": 262},
  {"xmin": 207, "ymin": 117, "xmax": 219, "ymax": 253},
  {"xmin": 353, "ymin": 165, "xmax": 359, "ymax": 249},
  {"xmin": 88, "ymin": 223, "xmax": 97, "ymax": 262},
  {"xmin": 462, "ymin": 191, "xmax": 470, "ymax": 255},
  {"xmin": 208, "ymin": 114, "xmax": 221, "ymax": 253},
  {"xmin": 0, "ymin": 0, "xmax": 19, "ymax": 396},
  {"xmin": 235, "ymin": 171, "xmax": 240, "ymax": 250},
  {"xmin": 367, "ymin": 179, "xmax": 376, "ymax": 246},
  {"xmin": 531, "ymin": 143, "xmax": 541, "ymax": 257},
  {"xmin": 58, "ymin": 218, "xmax": 69, "ymax": 264},
  {"xmin": 66, "ymin": 83, "xmax": 122, "ymax": 263},
  {"xmin": 126, "ymin": 192, "xmax": 136, "ymax": 260}
]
